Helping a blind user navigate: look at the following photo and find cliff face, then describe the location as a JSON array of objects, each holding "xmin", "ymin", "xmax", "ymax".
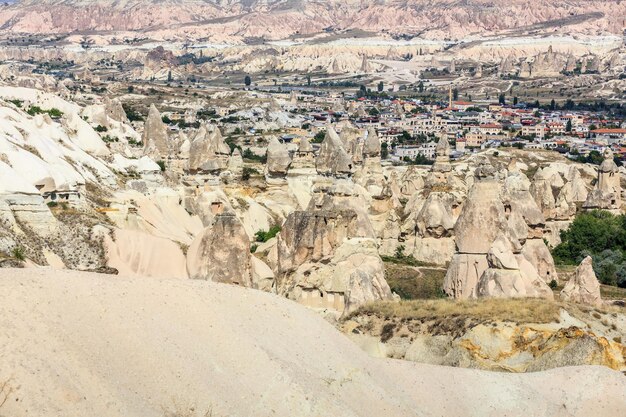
[{"xmin": 1, "ymin": 0, "xmax": 624, "ymax": 40}]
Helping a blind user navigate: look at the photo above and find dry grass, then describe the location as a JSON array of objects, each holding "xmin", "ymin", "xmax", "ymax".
[
  {"xmin": 353, "ymin": 298, "xmax": 563, "ymax": 324},
  {"xmin": 384, "ymin": 263, "xmax": 446, "ymax": 300},
  {"xmin": 600, "ymin": 285, "xmax": 626, "ymax": 300},
  {"xmin": 352, "ymin": 297, "xmax": 625, "ymax": 325}
]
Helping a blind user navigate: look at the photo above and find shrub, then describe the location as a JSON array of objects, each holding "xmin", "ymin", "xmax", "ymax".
[
  {"xmin": 94, "ymin": 125, "xmax": 108, "ymax": 132},
  {"xmin": 552, "ymin": 210, "xmax": 626, "ymax": 287},
  {"xmin": 27, "ymin": 106, "xmax": 63, "ymax": 118},
  {"xmin": 128, "ymin": 138, "xmax": 142, "ymax": 147},
  {"xmin": 549, "ymin": 279, "xmax": 558, "ymax": 289},
  {"xmin": 242, "ymin": 148, "xmax": 266, "ymax": 163},
  {"xmin": 7, "ymin": 99, "xmax": 23, "ymax": 107},
  {"xmin": 11, "ymin": 246, "xmax": 25, "ymax": 261},
  {"xmin": 156, "ymin": 160, "xmax": 166, "ymax": 172},
  {"xmin": 122, "ymin": 103, "xmax": 144, "ymax": 122},
  {"xmin": 254, "ymin": 225, "xmax": 281, "ymax": 243},
  {"xmin": 101, "ymin": 135, "xmax": 118, "ymax": 143},
  {"xmin": 311, "ymin": 131, "xmax": 325, "ymax": 143},
  {"xmin": 241, "ymin": 167, "xmax": 257, "ymax": 181}
]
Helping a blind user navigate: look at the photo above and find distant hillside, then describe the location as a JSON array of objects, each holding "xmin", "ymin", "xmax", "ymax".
[{"xmin": 0, "ymin": 0, "xmax": 624, "ymax": 41}]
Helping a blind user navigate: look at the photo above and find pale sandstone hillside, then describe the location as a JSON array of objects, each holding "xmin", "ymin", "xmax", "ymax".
[
  {"xmin": 0, "ymin": 268, "xmax": 625, "ymax": 417},
  {"xmin": 0, "ymin": 0, "xmax": 624, "ymax": 39}
]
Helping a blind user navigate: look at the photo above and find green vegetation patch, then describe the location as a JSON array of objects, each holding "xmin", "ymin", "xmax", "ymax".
[{"xmin": 552, "ymin": 210, "xmax": 626, "ymax": 287}]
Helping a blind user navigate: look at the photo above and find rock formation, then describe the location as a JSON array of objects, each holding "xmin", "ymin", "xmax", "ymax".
[
  {"xmin": 188, "ymin": 125, "xmax": 230, "ymax": 173},
  {"xmin": 277, "ymin": 209, "xmax": 393, "ymax": 314},
  {"xmin": 291, "ymin": 136, "xmax": 315, "ymax": 169},
  {"xmin": 142, "ymin": 104, "xmax": 169, "ymax": 159},
  {"xmin": 584, "ymin": 148, "xmax": 621, "ymax": 210},
  {"xmin": 444, "ymin": 162, "xmax": 552, "ymax": 299},
  {"xmin": 561, "ymin": 256, "xmax": 602, "ymax": 305},
  {"xmin": 187, "ymin": 213, "xmax": 252, "ymax": 286},
  {"xmin": 265, "ymin": 136, "xmax": 292, "ymax": 177},
  {"xmin": 316, "ymin": 127, "xmax": 353, "ymax": 177},
  {"xmin": 227, "ymin": 148, "xmax": 244, "ymax": 176}
]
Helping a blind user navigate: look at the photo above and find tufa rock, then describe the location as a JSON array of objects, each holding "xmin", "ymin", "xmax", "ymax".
[
  {"xmin": 186, "ymin": 213, "xmax": 252, "ymax": 286},
  {"xmin": 560, "ymin": 256, "xmax": 602, "ymax": 305}
]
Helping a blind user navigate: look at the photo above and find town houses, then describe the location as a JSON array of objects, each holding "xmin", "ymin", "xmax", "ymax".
[{"xmin": 159, "ymin": 86, "xmax": 624, "ymax": 166}]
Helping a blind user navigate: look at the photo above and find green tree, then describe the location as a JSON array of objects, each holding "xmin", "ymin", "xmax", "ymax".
[
  {"xmin": 381, "ymin": 142, "xmax": 389, "ymax": 159},
  {"xmin": 498, "ymin": 93, "xmax": 505, "ymax": 105},
  {"xmin": 417, "ymin": 81, "xmax": 424, "ymax": 93},
  {"xmin": 377, "ymin": 81, "xmax": 384, "ymax": 92},
  {"xmin": 312, "ymin": 131, "xmax": 326, "ymax": 143},
  {"xmin": 357, "ymin": 84, "xmax": 367, "ymax": 98},
  {"xmin": 244, "ymin": 75, "xmax": 252, "ymax": 87},
  {"xmin": 553, "ymin": 210, "xmax": 626, "ymax": 264},
  {"xmin": 566, "ymin": 119, "xmax": 572, "ymax": 132}
]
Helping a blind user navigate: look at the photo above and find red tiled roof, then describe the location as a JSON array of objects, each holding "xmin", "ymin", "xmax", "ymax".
[{"xmin": 592, "ymin": 129, "xmax": 626, "ymax": 134}]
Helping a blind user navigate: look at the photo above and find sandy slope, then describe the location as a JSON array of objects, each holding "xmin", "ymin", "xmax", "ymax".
[{"xmin": 0, "ymin": 268, "xmax": 624, "ymax": 417}]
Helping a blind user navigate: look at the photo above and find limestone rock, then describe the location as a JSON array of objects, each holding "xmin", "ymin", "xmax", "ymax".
[
  {"xmin": 277, "ymin": 210, "xmax": 392, "ymax": 314},
  {"xmin": 291, "ymin": 136, "xmax": 315, "ymax": 169},
  {"xmin": 286, "ymin": 238, "xmax": 393, "ymax": 315},
  {"xmin": 561, "ymin": 256, "xmax": 602, "ymax": 305},
  {"xmin": 487, "ymin": 234, "xmax": 519, "ymax": 270},
  {"xmin": 251, "ymin": 255, "xmax": 275, "ymax": 292},
  {"xmin": 415, "ymin": 192, "xmax": 455, "ymax": 238},
  {"xmin": 278, "ymin": 210, "xmax": 359, "ymax": 274},
  {"xmin": 104, "ymin": 98, "xmax": 129, "ymax": 124}
]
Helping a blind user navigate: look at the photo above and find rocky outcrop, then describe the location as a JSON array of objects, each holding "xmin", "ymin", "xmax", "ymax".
[
  {"xmin": 277, "ymin": 209, "xmax": 392, "ymax": 315},
  {"xmin": 445, "ymin": 162, "xmax": 552, "ymax": 299},
  {"xmin": 142, "ymin": 104, "xmax": 169, "ymax": 159},
  {"xmin": 188, "ymin": 125, "xmax": 230, "ymax": 172},
  {"xmin": 291, "ymin": 136, "xmax": 315, "ymax": 169},
  {"xmin": 227, "ymin": 148, "xmax": 244, "ymax": 176},
  {"xmin": 265, "ymin": 136, "xmax": 292, "ymax": 177},
  {"xmin": 362, "ymin": 128, "xmax": 380, "ymax": 158},
  {"xmin": 452, "ymin": 163, "xmax": 506, "ymax": 255},
  {"xmin": 561, "ymin": 256, "xmax": 602, "ymax": 305},
  {"xmin": 584, "ymin": 149, "xmax": 621, "ymax": 210},
  {"xmin": 346, "ymin": 309, "xmax": 625, "ymax": 373},
  {"xmin": 104, "ymin": 98, "xmax": 129, "ymax": 124},
  {"xmin": 186, "ymin": 213, "xmax": 252, "ymax": 286},
  {"xmin": 316, "ymin": 127, "xmax": 353, "ymax": 177},
  {"xmin": 477, "ymin": 234, "xmax": 553, "ymax": 299},
  {"xmin": 425, "ymin": 136, "xmax": 453, "ymax": 187}
]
